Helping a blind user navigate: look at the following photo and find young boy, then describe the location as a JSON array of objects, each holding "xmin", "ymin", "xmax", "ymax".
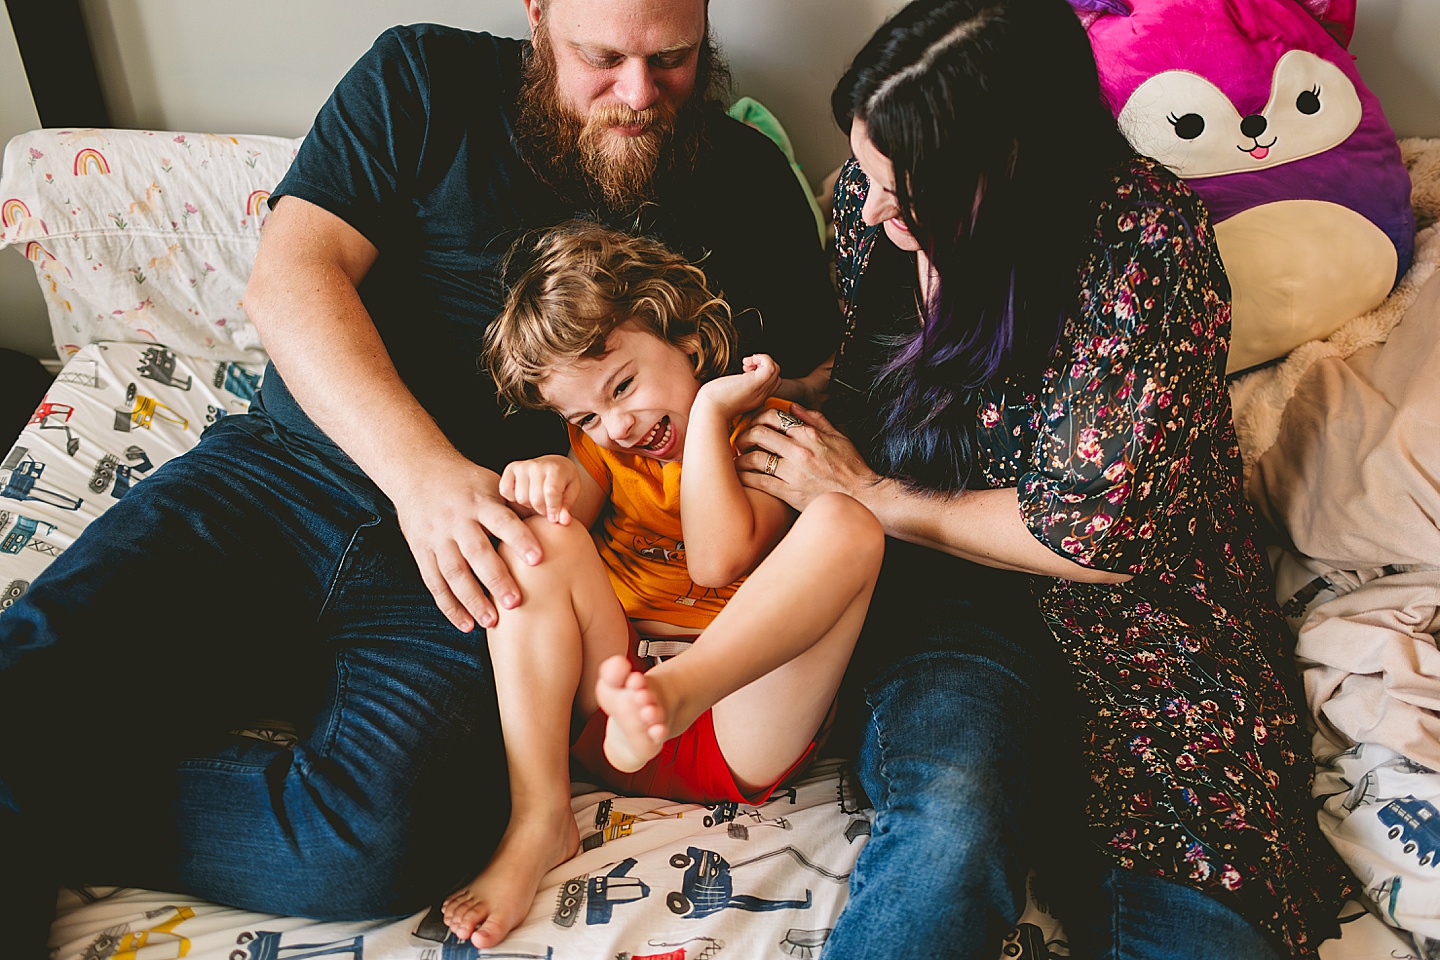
[{"xmin": 441, "ymin": 221, "xmax": 882, "ymax": 948}]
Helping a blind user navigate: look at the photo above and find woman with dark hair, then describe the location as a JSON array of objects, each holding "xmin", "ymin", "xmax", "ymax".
[{"xmin": 739, "ymin": 0, "xmax": 1353, "ymax": 957}]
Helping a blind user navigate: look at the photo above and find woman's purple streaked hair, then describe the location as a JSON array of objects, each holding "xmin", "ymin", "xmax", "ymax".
[{"xmin": 832, "ymin": 0, "xmax": 1131, "ymax": 492}]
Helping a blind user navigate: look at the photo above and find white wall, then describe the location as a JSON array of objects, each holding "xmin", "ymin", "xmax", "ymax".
[
  {"xmin": 0, "ymin": 11, "xmax": 52, "ymax": 359},
  {"xmin": 1, "ymin": 0, "xmax": 1436, "ymax": 361},
  {"xmin": 79, "ymin": 0, "xmax": 899, "ymax": 187},
  {"xmin": 1352, "ymin": 0, "xmax": 1440, "ymax": 140}
]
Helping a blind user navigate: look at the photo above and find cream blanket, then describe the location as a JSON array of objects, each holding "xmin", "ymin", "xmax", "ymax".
[
  {"xmin": 1249, "ymin": 270, "xmax": 1440, "ymax": 767},
  {"xmin": 1237, "ymin": 137, "xmax": 1440, "ymax": 763},
  {"xmin": 1241, "ymin": 141, "xmax": 1440, "ymax": 945}
]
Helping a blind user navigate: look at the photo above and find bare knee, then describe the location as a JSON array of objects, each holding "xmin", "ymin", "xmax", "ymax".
[
  {"xmin": 797, "ymin": 493, "xmax": 884, "ymax": 569},
  {"xmin": 498, "ymin": 516, "xmax": 599, "ymax": 586}
]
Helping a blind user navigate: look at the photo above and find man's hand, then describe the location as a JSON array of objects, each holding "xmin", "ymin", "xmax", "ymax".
[
  {"xmin": 696, "ymin": 354, "xmax": 781, "ymax": 420},
  {"xmin": 499, "ymin": 455, "xmax": 583, "ymax": 525},
  {"xmin": 390, "ymin": 458, "xmax": 544, "ymax": 633}
]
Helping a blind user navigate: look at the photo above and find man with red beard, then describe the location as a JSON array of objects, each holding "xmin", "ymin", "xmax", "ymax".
[{"xmin": 0, "ymin": 1, "xmax": 837, "ymax": 956}]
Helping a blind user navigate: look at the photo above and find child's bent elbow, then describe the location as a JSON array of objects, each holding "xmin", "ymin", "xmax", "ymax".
[{"xmin": 688, "ymin": 558, "xmax": 750, "ymax": 590}]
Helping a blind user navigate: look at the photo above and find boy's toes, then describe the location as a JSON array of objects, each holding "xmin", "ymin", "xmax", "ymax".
[
  {"xmin": 597, "ymin": 655, "xmax": 631, "ymax": 688},
  {"xmin": 471, "ymin": 914, "xmax": 513, "ymax": 949}
]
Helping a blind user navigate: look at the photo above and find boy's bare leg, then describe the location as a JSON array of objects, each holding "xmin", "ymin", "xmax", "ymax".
[
  {"xmin": 443, "ymin": 517, "xmax": 628, "ymax": 948},
  {"xmin": 597, "ymin": 493, "xmax": 883, "ymax": 789}
]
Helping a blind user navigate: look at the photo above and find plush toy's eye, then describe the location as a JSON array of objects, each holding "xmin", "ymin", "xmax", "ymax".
[
  {"xmin": 1167, "ymin": 112, "xmax": 1206, "ymax": 140},
  {"xmin": 1296, "ymin": 86, "xmax": 1321, "ymax": 116}
]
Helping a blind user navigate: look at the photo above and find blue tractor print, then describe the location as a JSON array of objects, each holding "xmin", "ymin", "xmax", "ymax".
[
  {"xmin": 1378, "ymin": 797, "xmax": 1440, "ymax": 867},
  {"xmin": 0, "ymin": 512, "xmax": 56, "ymax": 555},
  {"xmin": 232, "ymin": 930, "xmax": 363, "ymax": 960},
  {"xmin": 551, "ymin": 857, "xmax": 652, "ymax": 929},
  {"xmin": 215, "ymin": 361, "xmax": 262, "ymax": 402},
  {"xmin": 665, "ymin": 846, "xmax": 812, "ymax": 919}
]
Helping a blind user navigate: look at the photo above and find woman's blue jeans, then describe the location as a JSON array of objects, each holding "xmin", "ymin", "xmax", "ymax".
[
  {"xmin": 821, "ymin": 540, "xmax": 1283, "ymax": 960},
  {"xmin": 0, "ymin": 413, "xmax": 507, "ymax": 957}
]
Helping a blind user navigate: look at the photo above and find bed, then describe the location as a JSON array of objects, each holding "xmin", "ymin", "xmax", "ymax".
[{"xmin": 0, "ymin": 126, "xmax": 1427, "ymax": 960}]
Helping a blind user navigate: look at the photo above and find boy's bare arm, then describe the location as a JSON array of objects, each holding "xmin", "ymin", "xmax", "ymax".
[{"xmin": 680, "ymin": 357, "xmax": 793, "ymax": 587}]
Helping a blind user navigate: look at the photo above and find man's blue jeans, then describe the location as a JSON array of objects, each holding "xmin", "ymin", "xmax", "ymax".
[
  {"xmin": 0, "ymin": 413, "xmax": 507, "ymax": 956},
  {"xmin": 821, "ymin": 540, "xmax": 1284, "ymax": 960}
]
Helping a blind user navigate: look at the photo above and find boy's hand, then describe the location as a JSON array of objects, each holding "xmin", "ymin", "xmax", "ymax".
[
  {"xmin": 696, "ymin": 354, "xmax": 782, "ymax": 420},
  {"xmin": 499, "ymin": 455, "xmax": 583, "ymax": 524}
]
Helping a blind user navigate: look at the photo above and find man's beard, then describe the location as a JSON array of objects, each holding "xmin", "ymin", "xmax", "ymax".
[{"xmin": 515, "ymin": 27, "xmax": 727, "ymax": 211}]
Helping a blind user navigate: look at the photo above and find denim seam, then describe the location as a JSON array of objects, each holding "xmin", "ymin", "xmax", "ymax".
[
  {"xmin": 317, "ymin": 513, "xmax": 383, "ymax": 621},
  {"xmin": 315, "ymin": 648, "xmax": 351, "ymax": 761},
  {"xmin": 863, "ymin": 685, "xmax": 895, "ymax": 844}
]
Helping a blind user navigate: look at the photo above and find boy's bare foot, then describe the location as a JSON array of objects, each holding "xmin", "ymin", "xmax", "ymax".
[
  {"xmin": 595, "ymin": 654, "xmax": 671, "ymax": 773},
  {"xmin": 441, "ymin": 808, "xmax": 580, "ymax": 948}
]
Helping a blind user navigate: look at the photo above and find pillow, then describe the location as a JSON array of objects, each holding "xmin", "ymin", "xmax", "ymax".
[
  {"xmin": 1071, "ymin": 0, "xmax": 1414, "ymax": 374},
  {"xmin": 0, "ymin": 128, "xmax": 300, "ymax": 362}
]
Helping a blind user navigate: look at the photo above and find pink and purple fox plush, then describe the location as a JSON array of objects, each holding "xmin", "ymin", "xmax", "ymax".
[{"xmin": 1071, "ymin": 0, "xmax": 1413, "ymax": 372}]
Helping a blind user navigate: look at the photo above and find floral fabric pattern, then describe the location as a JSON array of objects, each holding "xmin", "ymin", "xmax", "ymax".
[{"xmin": 832, "ymin": 156, "xmax": 1353, "ymax": 956}]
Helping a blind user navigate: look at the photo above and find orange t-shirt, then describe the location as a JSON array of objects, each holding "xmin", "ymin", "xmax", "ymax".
[{"xmin": 568, "ymin": 398, "xmax": 790, "ymax": 630}]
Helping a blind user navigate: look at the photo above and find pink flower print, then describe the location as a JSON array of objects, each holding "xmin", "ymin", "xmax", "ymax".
[
  {"xmin": 1162, "ymin": 696, "xmax": 1191, "ymax": 719},
  {"xmin": 1061, "ymin": 535, "xmax": 1085, "ymax": 555},
  {"xmin": 1249, "ymin": 716, "xmax": 1272, "ymax": 748},
  {"xmin": 979, "ymin": 402, "xmax": 1001, "ymax": 428},
  {"xmin": 1076, "ymin": 427, "xmax": 1103, "ymax": 464},
  {"xmin": 174, "ymin": 135, "xmax": 186, "ymax": 144},
  {"xmin": 1137, "ymin": 519, "xmax": 1155, "ymax": 539},
  {"xmin": 1219, "ymin": 866, "xmax": 1243, "ymax": 891},
  {"xmin": 1117, "ymin": 211, "xmax": 1138, "ymax": 232},
  {"xmin": 28, "ymin": 147, "xmax": 42, "ymax": 160},
  {"xmin": 1085, "ymin": 513, "xmax": 1112, "ymax": 535},
  {"xmin": 1184, "ymin": 842, "xmax": 1207, "ymax": 863},
  {"xmin": 1102, "ymin": 460, "xmax": 1128, "ymax": 482},
  {"xmin": 184, "ymin": 202, "xmax": 198, "ymax": 214}
]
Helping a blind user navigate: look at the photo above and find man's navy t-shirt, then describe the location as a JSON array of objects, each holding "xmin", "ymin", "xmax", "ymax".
[{"xmin": 262, "ymin": 25, "xmax": 839, "ymax": 482}]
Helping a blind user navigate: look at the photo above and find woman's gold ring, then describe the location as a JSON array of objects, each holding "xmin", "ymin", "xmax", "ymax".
[
  {"xmin": 764, "ymin": 452, "xmax": 780, "ymax": 476},
  {"xmin": 777, "ymin": 411, "xmax": 803, "ymax": 434}
]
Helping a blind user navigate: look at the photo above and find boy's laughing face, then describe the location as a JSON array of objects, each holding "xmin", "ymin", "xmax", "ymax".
[{"xmin": 541, "ymin": 320, "xmax": 701, "ymax": 463}]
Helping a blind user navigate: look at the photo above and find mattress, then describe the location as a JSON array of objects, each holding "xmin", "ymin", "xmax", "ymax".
[{"xmin": 0, "ymin": 341, "xmax": 1409, "ymax": 960}]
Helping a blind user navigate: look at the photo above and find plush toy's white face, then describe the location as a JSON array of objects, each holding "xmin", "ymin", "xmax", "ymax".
[{"xmin": 1116, "ymin": 50, "xmax": 1361, "ymax": 179}]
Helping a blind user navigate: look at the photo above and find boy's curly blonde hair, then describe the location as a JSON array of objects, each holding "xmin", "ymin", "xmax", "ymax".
[{"xmin": 484, "ymin": 220, "xmax": 738, "ymax": 413}]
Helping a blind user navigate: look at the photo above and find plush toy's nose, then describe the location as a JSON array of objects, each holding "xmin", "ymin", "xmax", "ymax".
[{"xmin": 1240, "ymin": 114, "xmax": 1268, "ymax": 139}]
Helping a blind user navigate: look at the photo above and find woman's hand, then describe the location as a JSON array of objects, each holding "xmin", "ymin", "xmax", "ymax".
[
  {"xmin": 499, "ymin": 455, "xmax": 583, "ymax": 525},
  {"xmin": 736, "ymin": 403, "xmax": 880, "ymax": 511},
  {"xmin": 696, "ymin": 354, "xmax": 782, "ymax": 420}
]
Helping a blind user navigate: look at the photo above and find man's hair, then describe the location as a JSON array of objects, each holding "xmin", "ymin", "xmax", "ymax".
[{"xmin": 484, "ymin": 221, "xmax": 736, "ymax": 413}]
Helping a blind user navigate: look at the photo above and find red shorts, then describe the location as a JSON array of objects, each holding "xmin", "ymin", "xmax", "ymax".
[{"xmin": 569, "ymin": 626, "xmax": 817, "ymax": 805}]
